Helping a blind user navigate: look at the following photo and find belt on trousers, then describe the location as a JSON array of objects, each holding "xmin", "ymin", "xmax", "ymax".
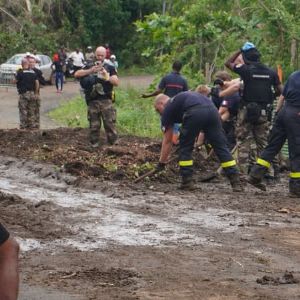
[
  {"xmin": 186, "ymin": 104, "xmax": 211, "ymax": 112},
  {"xmin": 240, "ymin": 101, "xmax": 268, "ymax": 109}
]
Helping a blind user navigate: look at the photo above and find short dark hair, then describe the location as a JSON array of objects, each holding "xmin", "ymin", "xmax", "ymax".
[
  {"xmin": 242, "ymin": 48, "xmax": 261, "ymax": 63},
  {"xmin": 172, "ymin": 61, "xmax": 182, "ymax": 72},
  {"xmin": 214, "ymin": 70, "xmax": 232, "ymax": 81}
]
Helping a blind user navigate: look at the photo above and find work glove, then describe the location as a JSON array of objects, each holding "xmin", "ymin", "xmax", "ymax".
[{"xmin": 156, "ymin": 162, "xmax": 166, "ymax": 172}]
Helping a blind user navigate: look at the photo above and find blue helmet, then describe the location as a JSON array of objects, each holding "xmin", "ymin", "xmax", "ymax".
[{"xmin": 241, "ymin": 42, "xmax": 256, "ymax": 52}]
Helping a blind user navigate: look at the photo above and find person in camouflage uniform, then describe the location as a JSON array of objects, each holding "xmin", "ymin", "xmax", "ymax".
[
  {"xmin": 225, "ymin": 42, "xmax": 283, "ymax": 175},
  {"xmin": 75, "ymin": 46, "xmax": 119, "ymax": 147},
  {"xmin": 28, "ymin": 56, "xmax": 47, "ymax": 128},
  {"xmin": 15, "ymin": 58, "xmax": 39, "ymax": 129}
]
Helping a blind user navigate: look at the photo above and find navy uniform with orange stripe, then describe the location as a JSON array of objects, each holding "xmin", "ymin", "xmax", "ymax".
[
  {"xmin": 158, "ymin": 70, "xmax": 188, "ymax": 97},
  {"xmin": 249, "ymin": 70, "xmax": 300, "ymax": 197},
  {"xmin": 160, "ymin": 91, "xmax": 242, "ymax": 191}
]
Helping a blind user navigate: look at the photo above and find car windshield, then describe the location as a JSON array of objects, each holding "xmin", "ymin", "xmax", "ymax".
[{"xmin": 6, "ymin": 55, "xmax": 24, "ymax": 65}]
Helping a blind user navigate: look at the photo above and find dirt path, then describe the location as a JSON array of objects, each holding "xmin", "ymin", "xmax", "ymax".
[{"xmin": 0, "ymin": 128, "xmax": 299, "ymax": 299}]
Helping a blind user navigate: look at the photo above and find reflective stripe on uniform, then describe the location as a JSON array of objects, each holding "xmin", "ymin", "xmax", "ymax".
[
  {"xmin": 179, "ymin": 160, "xmax": 193, "ymax": 167},
  {"xmin": 290, "ymin": 172, "xmax": 300, "ymax": 178},
  {"xmin": 257, "ymin": 158, "xmax": 271, "ymax": 168},
  {"xmin": 221, "ymin": 160, "xmax": 236, "ymax": 168}
]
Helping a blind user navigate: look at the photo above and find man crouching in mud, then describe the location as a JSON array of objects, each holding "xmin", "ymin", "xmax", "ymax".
[{"xmin": 154, "ymin": 91, "xmax": 244, "ymax": 192}]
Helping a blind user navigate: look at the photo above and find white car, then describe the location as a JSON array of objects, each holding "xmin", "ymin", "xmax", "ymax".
[{"xmin": 0, "ymin": 53, "xmax": 53, "ymax": 85}]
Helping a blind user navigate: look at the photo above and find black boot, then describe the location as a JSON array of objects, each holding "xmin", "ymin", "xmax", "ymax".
[
  {"xmin": 227, "ymin": 173, "xmax": 244, "ymax": 192},
  {"xmin": 289, "ymin": 180, "xmax": 300, "ymax": 198},
  {"xmin": 180, "ymin": 176, "xmax": 197, "ymax": 191},
  {"xmin": 248, "ymin": 165, "xmax": 267, "ymax": 191}
]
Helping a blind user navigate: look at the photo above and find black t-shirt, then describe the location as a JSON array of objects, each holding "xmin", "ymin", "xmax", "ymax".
[
  {"xmin": 80, "ymin": 62, "xmax": 117, "ymax": 101},
  {"xmin": 233, "ymin": 63, "xmax": 280, "ymax": 104},
  {"xmin": 16, "ymin": 69, "xmax": 37, "ymax": 94},
  {"xmin": 159, "ymin": 72, "xmax": 188, "ymax": 97},
  {"xmin": 33, "ymin": 68, "xmax": 47, "ymax": 85},
  {"xmin": 161, "ymin": 91, "xmax": 213, "ymax": 131},
  {"xmin": 282, "ymin": 71, "xmax": 300, "ymax": 106},
  {"xmin": 52, "ymin": 61, "xmax": 63, "ymax": 73}
]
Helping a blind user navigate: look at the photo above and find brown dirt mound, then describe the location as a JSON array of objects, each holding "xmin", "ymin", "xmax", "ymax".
[{"xmin": 0, "ymin": 128, "xmax": 217, "ymax": 184}]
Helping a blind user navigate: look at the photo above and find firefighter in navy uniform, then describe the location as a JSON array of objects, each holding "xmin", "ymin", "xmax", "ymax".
[
  {"xmin": 249, "ymin": 71, "xmax": 300, "ymax": 197},
  {"xmin": 219, "ymin": 88, "xmax": 240, "ymax": 150},
  {"xmin": 15, "ymin": 58, "xmax": 39, "ymax": 129},
  {"xmin": 225, "ymin": 42, "xmax": 283, "ymax": 175},
  {"xmin": 75, "ymin": 46, "xmax": 119, "ymax": 147},
  {"xmin": 142, "ymin": 61, "xmax": 188, "ymax": 99},
  {"xmin": 154, "ymin": 92, "xmax": 243, "ymax": 191}
]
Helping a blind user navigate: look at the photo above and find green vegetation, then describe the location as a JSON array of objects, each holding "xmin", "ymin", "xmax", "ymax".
[
  {"xmin": 49, "ymin": 87, "xmax": 162, "ymax": 138},
  {"xmin": 136, "ymin": 0, "xmax": 300, "ymax": 82},
  {"xmin": 0, "ymin": 1, "xmax": 162, "ymax": 66},
  {"xmin": 1, "ymin": 1, "xmax": 300, "ymax": 83}
]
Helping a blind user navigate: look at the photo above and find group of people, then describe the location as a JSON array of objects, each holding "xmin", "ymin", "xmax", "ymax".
[
  {"xmin": 143, "ymin": 42, "xmax": 300, "ymax": 197},
  {"xmin": 6, "ymin": 40, "xmax": 300, "ymax": 299}
]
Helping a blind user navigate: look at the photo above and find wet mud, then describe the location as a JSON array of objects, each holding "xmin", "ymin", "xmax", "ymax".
[{"xmin": 0, "ymin": 128, "xmax": 300, "ymax": 299}]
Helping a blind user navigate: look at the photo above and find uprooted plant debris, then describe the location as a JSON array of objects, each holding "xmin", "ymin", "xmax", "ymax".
[{"xmin": 0, "ymin": 128, "xmax": 218, "ymax": 184}]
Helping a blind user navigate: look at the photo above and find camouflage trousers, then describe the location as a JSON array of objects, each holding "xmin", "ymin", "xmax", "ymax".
[
  {"xmin": 18, "ymin": 92, "xmax": 40, "ymax": 129},
  {"xmin": 236, "ymin": 106, "xmax": 279, "ymax": 174},
  {"xmin": 87, "ymin": 99, "xmax": 117, "ymax": 145}
]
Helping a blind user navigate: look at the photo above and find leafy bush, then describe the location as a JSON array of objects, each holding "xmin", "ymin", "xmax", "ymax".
[{"xmin": 49, "ymin": 87, "xmax": 162, "ymax": 138}]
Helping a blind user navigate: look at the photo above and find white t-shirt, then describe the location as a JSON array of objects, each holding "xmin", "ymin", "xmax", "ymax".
[{"xmin": 68, "ymin": 51, "xmax": 84, "ymax": 67}]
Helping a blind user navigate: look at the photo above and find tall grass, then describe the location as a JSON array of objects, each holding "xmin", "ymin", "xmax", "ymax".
[{"xmin": 48, "ymin": 87, "xmax": 162, "ymax": 138}]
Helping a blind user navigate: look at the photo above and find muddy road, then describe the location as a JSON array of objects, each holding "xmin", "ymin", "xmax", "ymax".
[
  {"xmin": 0, "ymin": 76, "xmax": 299, "ymax": 299},
  {"xmin": 0, "ymin": 128, "xmax": 299, "ymax": 299}
]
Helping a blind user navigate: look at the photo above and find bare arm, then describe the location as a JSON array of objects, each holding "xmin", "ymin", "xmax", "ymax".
[
  {"xmin": 142, "ymin": 88, "xmax": 163, "ymax": 98},
  {"xmin": 34, "ymin": 80, "xmax": 39, "ymax": 95},
  {"xmin": 219, "ymin": 80, "xmax": 240, "ymax": 98},
  {"xmin": 109, "ymin": 74, "xmax": 119, "ymax": 87},
  {"xmin": 219, "ymin": 106, "xmax": 230, "ymax": 122},
  {"xmin": 159, "ymin": 127, "xmax": 173, "ymax": 163},
  {"xmin": 75, "ymin": 65, "xmax": 118, "ymax": 86},
  {"xmin": 274, "ymin": 83, "xmax": 283, "ymax": 97},
  {"xmin": 225, "ymin": 50, "xmax": 242, "ymax": 71},
  {"xmin": 276, "ymin": 94, "xmax": 285, "ymax": 112},
  {"xmin": 74, "ymin": 66, "xmax": 96, "ymax": 78}
]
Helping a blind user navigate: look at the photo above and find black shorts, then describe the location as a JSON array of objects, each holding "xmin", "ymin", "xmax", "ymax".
[{"xmin": 0, "ymin": 222, "xmax": 9, "ymax": 246}]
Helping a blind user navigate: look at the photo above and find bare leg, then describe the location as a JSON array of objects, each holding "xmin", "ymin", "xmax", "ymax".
[{"xmin": 0, "ymin": 237, "xmax": 19, "ymax": 300}]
